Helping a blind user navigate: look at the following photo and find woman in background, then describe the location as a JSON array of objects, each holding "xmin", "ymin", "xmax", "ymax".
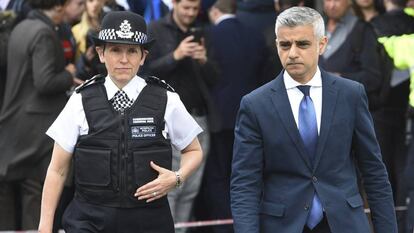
[
  {"xmin": 72, "ymin": 0, "xmax": 105, "ymax": 80},
  {"xmin": 353, "ymin": 0, "xmax": 385, "ymax": 21}
]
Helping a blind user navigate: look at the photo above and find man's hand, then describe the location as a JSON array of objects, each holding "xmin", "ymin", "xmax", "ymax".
[
  {"xmin": 134, "ymin": 161, "xmax": 176, "ymax": 203},
  {"xmin": 173, "ymin": 36, "xmax": 200, "ymax": 61},
  {"xmin": 191, "ymin": 38, "xmax": 207, "ymax": 64}
]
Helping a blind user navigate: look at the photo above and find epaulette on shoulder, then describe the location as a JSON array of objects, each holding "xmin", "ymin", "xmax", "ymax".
[
  {"xmin": 144, "ymin": 76, "xmax": 175, "ymax": 92},
  {"xmin": 75, "ymin": 74, "xmax": 106, "ymax": 93}
]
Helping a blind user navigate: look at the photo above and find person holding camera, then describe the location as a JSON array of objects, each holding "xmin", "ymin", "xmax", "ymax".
[
  {"xmin": 38, "ymin": 11, "xmax": 203, "ymax": 233},
  {"xmin": 143, "ymin": 0, "xmax": 219, "ymax": 231}
]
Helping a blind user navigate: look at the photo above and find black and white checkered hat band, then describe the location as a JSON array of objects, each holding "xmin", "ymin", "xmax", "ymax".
[{"xmin": 99, "ymin": 29, "xmax": 148, "ymax": 44}]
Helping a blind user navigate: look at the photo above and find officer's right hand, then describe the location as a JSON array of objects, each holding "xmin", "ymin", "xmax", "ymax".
[{"xmin": 173, "ymin": 36, "xmax": 199, "ymax": 61}]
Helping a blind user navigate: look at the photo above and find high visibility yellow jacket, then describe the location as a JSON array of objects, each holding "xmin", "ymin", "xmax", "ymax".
[
  {"xmin": 379, "ymin": 34, "xmax": 414, "ymax": 106},
  {"xmin": 404, "ymin": 7, "xmax": 414, "ymax": 17}
]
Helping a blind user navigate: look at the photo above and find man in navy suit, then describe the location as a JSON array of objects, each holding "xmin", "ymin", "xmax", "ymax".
[
  {"xmin": 195, "ymin": 0, "xmax": 266, "ymax": 232},
  {"xmin": 231, "ymin": 6, "xmax": 397, "ymax": 233}
]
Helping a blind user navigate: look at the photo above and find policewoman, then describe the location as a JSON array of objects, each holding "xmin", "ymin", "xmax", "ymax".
[{"xmin": 38, "ymin": 11, "xmax": 203, "ymax": 233}]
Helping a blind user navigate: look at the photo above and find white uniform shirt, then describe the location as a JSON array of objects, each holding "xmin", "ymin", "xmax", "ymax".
[
  {"xmin": 283, "ymin": 67, "xmax": 323, "ymax": 134},
  {"xmin": 47, "ymin": 75, "xmax": 203, "ymax": 154},
  {"xmin": 0, "ymin": 0, "xmax": 10, "ymax": 10}
]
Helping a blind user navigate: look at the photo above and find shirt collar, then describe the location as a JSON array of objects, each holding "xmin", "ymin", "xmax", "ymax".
[
  {"xmin": 215, "ymin": 14, "xmax": 236, "ymax": 25},
  {"xmin": 105, "ymin": 75, "xmax": 146, "ymax": 101},
  {"xmin": 284, "ymin": 67, "xmax": 322, "ymax": 90},
  {"xmin": 162, "ymin": 0, "xmax": 173, "ymax": 10}
]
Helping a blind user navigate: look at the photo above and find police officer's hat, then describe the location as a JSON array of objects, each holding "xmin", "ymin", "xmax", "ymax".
[{"xmin": 92, "ymin": 11, "xmax": 155, "ymax": 49}]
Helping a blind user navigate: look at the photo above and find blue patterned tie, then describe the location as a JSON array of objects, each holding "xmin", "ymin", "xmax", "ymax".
[{"xmin": 297, "ymin": 85, "xmax": 323, "ymax": 229}]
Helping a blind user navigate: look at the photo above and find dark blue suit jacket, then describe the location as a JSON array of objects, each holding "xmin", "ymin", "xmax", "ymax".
[
  {"xmin": 231, "ymin": 69, "xmax": 397, "ymax": 233},
  {"xmin": 207, "ymin": 17, "xmax": 266, "ymax": 130}
]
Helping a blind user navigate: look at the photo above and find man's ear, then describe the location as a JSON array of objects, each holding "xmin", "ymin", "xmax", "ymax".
[
  {"xmin": 319, "ymin": 36, "xmax": 328, "ymax": 55},
  {"xmin": 96, "ymin": 46, "xmax": 105, "ymax": 63}
]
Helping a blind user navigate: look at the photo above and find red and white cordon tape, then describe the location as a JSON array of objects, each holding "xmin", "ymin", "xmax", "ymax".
[
  {"xmin": 175, "ymin": 218, "xmax": 234, "ymax": 228},
  {"xmin": 175, "ymin": 205, "xmax": 409, "ymax": 227},
  {"xmin": 0, "ymin": 206, "xmax": 409, "ymax": 232}
]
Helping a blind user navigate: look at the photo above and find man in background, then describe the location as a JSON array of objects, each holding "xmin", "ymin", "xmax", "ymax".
[
  {"xmin": 144, "ymin": 0, "xmax": 219, "ymax": 231},
  {"xmin": 0, "ymin": 0, "xmax": 80, "ymax": 230},
  {"xmin": 194, "ymin": 1, "xmax": 266, "ymax": 232}
]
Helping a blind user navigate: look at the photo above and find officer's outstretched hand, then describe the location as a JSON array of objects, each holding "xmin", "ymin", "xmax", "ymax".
[{"xmin": 134, "ymin": 161, "xmax": 176, "ymax": 203}]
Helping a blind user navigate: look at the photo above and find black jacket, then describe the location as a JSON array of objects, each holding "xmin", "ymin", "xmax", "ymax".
[
  {"xmin": 319, "ymin": 17, "xmax": 383, "ymax": 110},
  {"xmin": 207, "ymin": 18, "xmax": 267, "ymax": 130},
  {"xmin": 236, "ymin": 0, "xmax": 274, "ymax": 12}
]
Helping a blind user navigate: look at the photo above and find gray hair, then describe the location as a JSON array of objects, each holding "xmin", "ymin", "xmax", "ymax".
[{"xmin": 275, "ymin": 6, "xmax": 325, "ymax": 39}]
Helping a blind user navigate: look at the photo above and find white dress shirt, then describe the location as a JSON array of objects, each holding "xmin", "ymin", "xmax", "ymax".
[
  {"xmin": 0, "ymin": 0, "xmax": 10, "ymax": 10},
  {"xmin": 283, "ymin": 68, "xmax": 323, "ymax": 134},
  {"xmin": 214, "ymin": 14, "xmax": 236, "ymax": 25},
  {"xmin": 47, "ymin": 75, "xmax": 203, "ymax": 153}
]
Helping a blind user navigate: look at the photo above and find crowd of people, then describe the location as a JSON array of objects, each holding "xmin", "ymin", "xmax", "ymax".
[{"xmin": 0, "ymin": 0, "xmax": 414, "ymax": 232}]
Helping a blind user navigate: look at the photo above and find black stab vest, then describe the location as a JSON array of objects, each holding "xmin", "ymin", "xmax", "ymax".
[{"xmin": 74, "ymin": 79, "xmax": 172, "ymax": 208}]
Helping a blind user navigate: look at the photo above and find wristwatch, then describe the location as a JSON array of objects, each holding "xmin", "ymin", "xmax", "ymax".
[{"xmin": 174, "ymin": 171, "xmax": 182, "ymax": 188}]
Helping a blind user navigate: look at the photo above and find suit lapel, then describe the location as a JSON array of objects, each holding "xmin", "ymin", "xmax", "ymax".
[
  {"xmin": 270, "ymin": 73, "xmax": 313, "ymax": 170},
  {"xmin": 313, "ymin": 71, "xmax": 338, "ymax": 172}
]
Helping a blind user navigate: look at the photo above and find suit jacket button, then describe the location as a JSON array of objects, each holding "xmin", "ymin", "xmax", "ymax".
[
  {"xmin": 312, "ymin": 176, "xmax": 318, "ymax": 182},
  {"xmin": 304, "ymin": 205, "xmax": 310, "ymax": 210}
]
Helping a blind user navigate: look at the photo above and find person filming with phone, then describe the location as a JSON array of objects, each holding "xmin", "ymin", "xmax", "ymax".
[
  {"xmin": 174, "ymin": 26, "xmax": 207, "ymax": 64},
  {"xmin": 143, "ymin": 0, "xmax": 220, "ymax": 232}
]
